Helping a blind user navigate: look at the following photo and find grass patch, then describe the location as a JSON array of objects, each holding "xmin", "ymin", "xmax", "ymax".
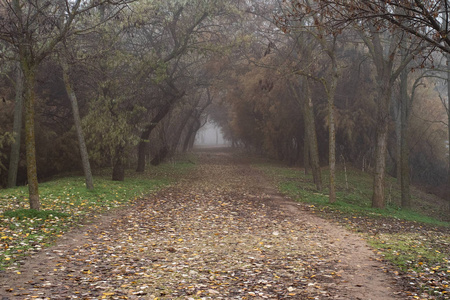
[
  {"xmin": 3, "ymin": 209, "xmax": 69, "ymax": 220},
  {"xmin": 260, "ymin": 163, "xmax": 449, "ymax": 226},
  {"xmin": 258, "ymin": 162, "xmax": 450, "ymax": 297},
  {"xmin": 368, "ymin": 233, "xmax": 450, "ymax": 272},
  {"xmin": 0, "ymin": 160, "xmax": 194, "ymax": 270}
]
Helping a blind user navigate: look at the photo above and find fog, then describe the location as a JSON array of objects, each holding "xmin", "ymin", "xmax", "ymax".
[{"xmin": 194, "ymin": 121, "xmax": 229, "ymax": 146}]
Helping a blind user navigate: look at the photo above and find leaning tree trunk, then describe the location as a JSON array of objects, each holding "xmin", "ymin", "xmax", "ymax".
[
  {"xmin": 303, "ymin": 79, "xmax": 322, "ymax": 191},
  {"xmin": 182, "ymin": 121, "xmax": 198, "ymax": 152},
  {"xmin": 7, "ymin": 65, "xmax": 24, "ymax": 188},
  {"xmin": 23, "ymin": 63, "xmax": 40, "ymax": 210},
  {"xmin": 136, "ymin": 93, "xmax": 184, "ymax": 173},
  {"xmin": 60, "ymin": 53, "xmax": 94, "ymax": 190}
]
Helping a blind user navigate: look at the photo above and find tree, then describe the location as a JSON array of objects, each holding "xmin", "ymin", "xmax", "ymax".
[
  {"xmin": 0, "ymin": 0, "xmax": 130, "ymax": 209},
  {"xmin": 446, "ymin": 54, "xmax": 450, "ymax": 197},
  {"xmin": 319, "ymin": 0, "xmax": 450, "ymax": 54},
  {"xmin": 314, "ymin": 0, "xmax": 450, "ymax": 205},
  {"xmin": 7, "ymin": 64, "xmax": 24, "ymax": 188},
  {"xmin": 277, "ymin": 0, "xmax": 342, "ymax": 201},
  {"xmin": 133, "ymin": 0, "xmax": 229, "ymax": 172},
  {"xmin": 59, "ymin": 46, "xmax": 94, "ymax": 189}
]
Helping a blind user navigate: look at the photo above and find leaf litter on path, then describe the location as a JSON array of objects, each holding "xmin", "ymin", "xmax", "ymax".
[{"xmin": 0, "ymin": 149, "xmax": 401, "ymax": 299}]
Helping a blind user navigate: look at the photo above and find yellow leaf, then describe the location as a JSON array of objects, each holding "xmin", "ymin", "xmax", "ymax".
[{"xmin": 102, "ymin": 292, "xmax": 115, "ymax": 297}]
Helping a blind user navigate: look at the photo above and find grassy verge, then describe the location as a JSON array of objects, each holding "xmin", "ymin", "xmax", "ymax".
[
  {"xmin": 259, "ymin": 163, "xmax": 450, "ymax": 298},
  {"xmin": 0, "ymin": 161, "xmax": 194, "ymax": 270}
]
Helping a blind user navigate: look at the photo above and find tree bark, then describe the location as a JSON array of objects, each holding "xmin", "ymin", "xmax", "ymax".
[
  {"xmin": 7, "ymin": 65, "xmax": 24, "ymax": 188},
  {"xmin": 399, "ymin": 56, "xmax": 411, "ymax": 209},
  {"xmin": 303, "ymin": 79, "xmax": 322, "ymax": 191},
  {"xmin": 60, "ymin": 53, "xmax": 94, "ymax": 190},
  {"xmin": 394, "ymin": 97, "xmax": 402, "ymax": 182},
  {"xmin": 446, "ymin": 54, "xmax": 450, "ymax": 206},
  {"xmin": 372, "ymin": 84, "xmax": 391, "ymax": 209},
  {"xmin": 327, "ymin": 56, "xmax": 338, "ymax": 203},
  {"xmin": 328, "ymin": 90, "xmax": 336, "ymax": 203},
  {"xmin": 23, "ymin": 64, "xmax": 40, "ymax": 210}
]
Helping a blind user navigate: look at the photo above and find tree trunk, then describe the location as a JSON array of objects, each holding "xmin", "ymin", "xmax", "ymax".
[
  {"xmin": 151, "ymin": 146, "xmax": 169, "ymax": 166},
  {"xmin": 136, "ymin": 128, "xmax": 151, "ymax": 173},
  {"xmin": 303, "ymin": 79, "xmax": 322, "ymax": 191},
  {"xmin": 112, "ymin": 146, "xmax": 125, "ymax": 181},
  {"xmin": 393, "ymin": 97, "xmax": 402, "ymax": 182},
  {"xmin": 60, "ymin": 53, "xmax": 94, "ymax": 190},
  {"xmin": 399, "ymin": 60, "xmax": 410, "ymax": 209},
  {"xmin": 136, "ymin": 93, "xmax": 184, "ymax": 172},
  {"xmin": 7, "ymin": 65, "xmax": 24, "ymax": 188},
  {"xmin": 327, "ymin": 60, "xmax": 338, "ymax": 203},
  {"xmin": 328, "ymin": 95, "xmax": 336, "ymax": 203},
  {"xmin": 372, "ymin": 85, "xmax": 391, "ymax": 209},
  {"xmin": 23, "ymin": 64, "xmax": 40, "ymax": 210},
  {"xmin": 304, "ymin": 136, "xmax": 309, "ymax": 175},
  {"xmin": 182, "ymin": 121, "xmax": 198, "ymax": 152},
  {"xmin": 446, "ymin": 54, "xmax": 450, "ymax": 207}
]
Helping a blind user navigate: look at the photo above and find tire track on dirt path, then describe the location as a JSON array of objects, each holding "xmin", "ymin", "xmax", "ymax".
[{"xmin": 0, "ymin": 148, "xmax": 400, "ymax": 299}]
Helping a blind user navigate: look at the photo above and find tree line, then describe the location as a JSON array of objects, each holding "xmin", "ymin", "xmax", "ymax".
[{"xmin": 0, "ymin": 0, "xmax": 448, "ymax": 211}]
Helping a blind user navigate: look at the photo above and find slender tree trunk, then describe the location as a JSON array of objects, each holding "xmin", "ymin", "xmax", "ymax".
[
  {"xmin": 303, "ymin": 79, "xmax": 322, "ymax": 190},
  {"xmin": 23, "ymin": 64, "xmax": 39, "ymax": 210},
  {"xmin": 327, "ymin": 60, "xmax": 338, "ymax": 203},
  {"xmin": 328, "ymin": 94, "xmax": 336, "ymax": 203},
  {"xmin": 7, "ymin": 65, "xmax": 24, "ymax": 188},
  {"xmin": 399, "ymin": 59, "xmax": 411, "ymax": 209},
  {"xmin": 372, "ymin": 83, "xmax": 391, "ymax": 209},
  {"xmin": 394, "ymin": 98, "xmax": 402, "ymax": 182},
  {"xmin": 446, "ymin": 54, "xmax": 450, "ymax": 205},
  {"xmin": 60, "ymin": 53, "xmax": 94, "ymax": 190}
]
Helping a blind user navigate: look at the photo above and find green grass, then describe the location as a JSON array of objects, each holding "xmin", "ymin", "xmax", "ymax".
[
  {"xmin": 258, "ymin": 162, "xmax": 450, "ymax": 296},
  {"xmin": 0, "ymin": 161, "xmax": 194, "ymax": 270},
  {"xmin": 368, "ymin": 233, "xmax": 450, "ymax": 272},
  {"xmin": 260, "ymin": 164, "xmax": 449, "ymax": 226}
]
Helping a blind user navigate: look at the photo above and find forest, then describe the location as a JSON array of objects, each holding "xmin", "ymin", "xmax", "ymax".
[{"xmin": 0, "ymin": 0, "xmax": 449, "ymax": 211}]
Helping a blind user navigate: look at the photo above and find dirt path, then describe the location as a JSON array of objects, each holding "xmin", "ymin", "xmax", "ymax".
[{"xmin": 0, "ymin": 148, "xmax": 400, "ymax": 299}]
